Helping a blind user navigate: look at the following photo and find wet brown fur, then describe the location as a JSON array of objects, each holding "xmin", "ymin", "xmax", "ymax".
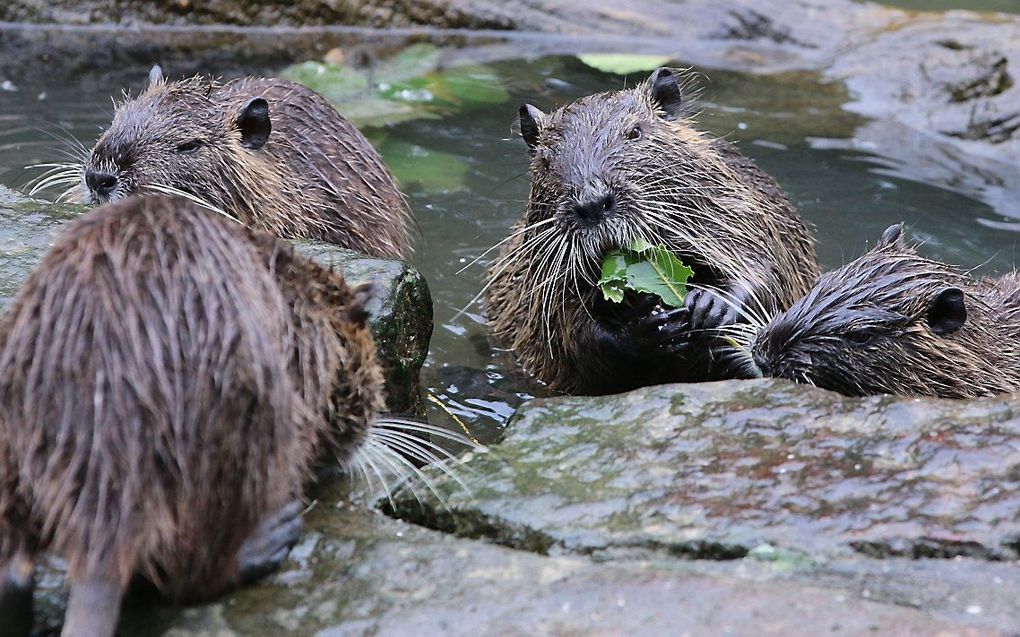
[
  {"xmin": 746, "ymin": 226, "xmax": 1020, "ymax": 398},
  {"xmin": 485, "ymin": 69, "xmax": 819, "ymax": 393},
  {"xmin": 0, "ymin": 196, "xmax": 384, "ymax": 629},
  {"xmin": 76, "ymin": 73, "xmax": 413, "ymax": 259}
]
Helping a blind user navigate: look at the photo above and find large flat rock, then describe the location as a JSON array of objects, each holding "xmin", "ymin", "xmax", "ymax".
[
  {"xmin": 0, "ymin": 186, "xmax": 432, "ymax": 415},
  {"xmin": 393, "ymin": 380, "xmax": 1020, "ymax": 560},
  {"xmin": 29, "ymin": 480, "xmax": 1006, "ymax": 636}
]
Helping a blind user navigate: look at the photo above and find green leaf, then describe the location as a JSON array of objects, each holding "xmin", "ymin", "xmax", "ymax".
[
  {"xmin": 282, "ymin": 61, "xmax": 370, "ymax": 103},
  {"xmin": 596, "ymin": 241, "xmax": 693, "ymax": 308},
  {"xmin": 629, "ymin": 237, "xmax": 656, "ymax": 253},
  {"xmin": 281, "ymin": 44, "xmax": 509, "ymax": 129},
  {"xmin": 598, "ymin": 251, "xmax": 631, "ymax": 303},
  {"xmin": 372, "ymin": 43, "xmax": 444, "ymax": 83},
  {"xmin": 376, "ymin": 138, "xmax": 470, "ymax": 193},
  {"xmin": 578, "ymin": 54, "xmax": 673, "ymax": 75}
]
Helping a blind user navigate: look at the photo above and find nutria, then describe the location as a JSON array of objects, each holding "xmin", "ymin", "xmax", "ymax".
[
  {"xmin": 0, "ymin": 195, "xmax": 386, "ymax": 637},
  {"xmin": 742, "ymin": 223, "xmax": 1020, "ymax": 398},
  {"xmin": 58, "ymin": 66, "xmax": 412, "ymax": 259},
  {"xmin": 484, "ymin": 67, "xmax": 820, "ymax": 394}
]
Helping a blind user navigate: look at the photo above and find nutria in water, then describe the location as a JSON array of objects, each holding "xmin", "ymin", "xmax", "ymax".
[
  {"xmin": 0, "ymin": 195, "xmax": 385, "ymax": 637},
  {"xmin": 47, "ymin": 66, "xmax": 413, "ymax": 259},
  {"xmin": 742, "ymin": 224, "xmax": 1020, "ymax": 398},
  {"xmin": 484, "ymin": 67, "xmax": 820, "ymax": 394}
]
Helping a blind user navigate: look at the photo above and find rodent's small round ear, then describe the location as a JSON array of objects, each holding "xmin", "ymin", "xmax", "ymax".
[
  {"xmin": 345, "ymin": 281, "xmax": 377, "ymax": 327},
  {"xmin": 237, "ymin": 97, "xmax": 271, "ymax": 150},
  {"xmin": 927, "ymin": 287, "xmax": 966, "ymax": 336},
  {"xmin": 649, "ymin": 67, "xmax": 683, "ymax": 121},
  {"xmin": 878, "ymin": 223, "xmax": 906, "ymax": 249},
  {"xmin": 148, "ymin": 65, "xmax": 164, "ymax": 89},
  {"xmin": 519, "ymin": 104, "xmax": 545, "ymax": 153}
]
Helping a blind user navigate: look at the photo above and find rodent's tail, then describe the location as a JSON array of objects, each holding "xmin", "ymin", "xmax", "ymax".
[{"xmin": 61, "ymin": 574, "xmax": 123, "ymax": 637}]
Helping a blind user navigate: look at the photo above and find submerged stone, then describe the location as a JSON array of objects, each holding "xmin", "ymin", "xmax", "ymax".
[{"xmin": 0, "ymin": 190, "xmax": 432, "ymax": 416}]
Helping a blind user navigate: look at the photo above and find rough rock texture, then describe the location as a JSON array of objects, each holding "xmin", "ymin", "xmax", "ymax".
[
  {"xmin": 0, "ymin": 0, "xmax": 513, "ymax": 28},
  {"xmin": 392, "ymin": 380, "xmax": 1020, "ymax": 560},
  {"xmin": 0, "ymin": 187, "xmax": 432, "ymax": 415},
  {"xmin": 29, "ymin": 480, "xmax": 1009, "ymax": 636},
  {"xmin": 387, "ymin": 379, "xmax": 1020, "ymax": 633}
]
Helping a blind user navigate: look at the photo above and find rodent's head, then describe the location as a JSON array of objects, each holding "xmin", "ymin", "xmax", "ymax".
[
  {"xmin": 520, "ymin": 68, "xmax": 697, "ymax": 247},
  {"xmin": 79, "ymin": 66, "xmax": 272, "ymax": 207},
  {"xmin": 520, "ymin": 67, "xmax": 690, "ymax": 232},
  {"xmin": 511, "ymin": 68, "xmax": 765, "ymax": 305},
  {"xmin": 249, "ymin": 232, "xmax": 385, "ymax": 464},
  {"xmin": 748, "ymin": 224, "xmax": 1000, "ymax": 397}
]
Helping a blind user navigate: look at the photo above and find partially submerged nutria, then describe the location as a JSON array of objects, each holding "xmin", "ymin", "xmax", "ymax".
[
  {"xmin": 743, "ymin": 224, "xmax": 1020, "ymax": 398},
  {"xmin": 66, "ymin": 66, "xmax": 413, "ymax": 259},
  {"xmin": 484, "ymin": 68, "xmax": 820, "ymax": 394},
  {"xmin": 0, "ymin": 196, "xmax": 386, "ymax": 636}
]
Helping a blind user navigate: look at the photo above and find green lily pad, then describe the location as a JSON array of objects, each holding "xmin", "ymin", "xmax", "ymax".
[
  {"xmin": 597, "ymin": 239, "xmax": 693, "ymax": 307},
  {"xmin": 578, "ymin": 54, "xmax": 673, "ymax": 75},
  {"xmin": 377, "ymin": 139, "xmax": 470, "ymax": 193},
  {"xmin": 282, "ymin": 44, "xmax": 509, "ymax": 129}
]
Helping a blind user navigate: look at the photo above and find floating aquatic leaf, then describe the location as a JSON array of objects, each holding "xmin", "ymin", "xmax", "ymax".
[
  {"xmin": 282, "ymin": 44, "xmax": 509, "ymax": 128},
  {"xmin": 376, "ymin": 138, "xmax": 470, "ymax": 193},
  {"xmin": 597, "ymin": 240, "xmax": 693, "ymax": 308},
  {"xmin": 578, "ymin": 54, "xmax": 673, "ymax": 75}
]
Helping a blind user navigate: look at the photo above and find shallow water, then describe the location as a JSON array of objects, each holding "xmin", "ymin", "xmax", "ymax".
[{"xmin": 0, "ymin": 50, "xmax": 1015, "ymax": 442}]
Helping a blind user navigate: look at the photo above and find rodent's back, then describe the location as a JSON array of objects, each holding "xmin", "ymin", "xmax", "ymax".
[
  {"xmin": 0, "ymin": 197, "xmax": 307, "ymax": 593},
  {"xmin": 217, "ymin": 78, "xmax": 413, "ymax": 258}
]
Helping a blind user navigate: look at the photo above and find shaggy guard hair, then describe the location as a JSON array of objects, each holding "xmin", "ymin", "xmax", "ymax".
[
  {"xmin": 35, "ymin": 69, "xmax": 413, "ymax": 259},
  {"xmin": 0, "ymin": 196, "xmax": 392, "ymax": 637},
  {"xmin": 738, "ymin": 224, "xmax": 1020, "ymax": 398},
  {"xmin": 484, "ymin": 68, "xmax": 819, "ymax": 392}
]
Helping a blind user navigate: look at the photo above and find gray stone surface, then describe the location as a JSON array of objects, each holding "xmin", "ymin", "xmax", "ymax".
[
  {"xmin": 30, "ymin": 481, "xmax": 1007, "ymax": 636},
  {"xmin": 389, "ymin": 379, "xmax": 1020, "ymax": 633}
]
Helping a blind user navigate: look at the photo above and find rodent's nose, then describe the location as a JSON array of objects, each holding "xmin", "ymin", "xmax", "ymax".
[
  {"xmin": 570, "ymin": 193, "xmax": 615, "ymax": 225},
  {"xmin": 85, "ymin": 170, "xmax": 118, "ymax": 199},
  {"xmin": 752, "ymin": 349, "xmax": 772, "ymax": 376}
]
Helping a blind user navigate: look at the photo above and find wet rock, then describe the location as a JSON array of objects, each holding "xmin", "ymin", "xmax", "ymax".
[
  {"xmin": 390, "ymin": 378, "xmax": 1020, "ymax": 561},
  {"xmin": 30, "ymin": 480, "xmax": 1005, "ymax": 636},
  {"xmin": 0, "ymin": 193, "xmax": 432, "ymax": 416},
  {"xmin": 0, "ymin": 0, "xmax": 514, "ymax": 29},
  {"xmin": 300, "ymin": 244, "xmax": 433, "ymax": 417},
  {"xmin": 826, "ymin": 10, "xmax": 1020, "ymax": 217}
]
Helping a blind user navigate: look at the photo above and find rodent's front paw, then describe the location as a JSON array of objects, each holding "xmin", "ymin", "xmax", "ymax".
[
  {"xmin": 686, "ymin": 288, "xmax": 738, "ymax": 331},
  {"xmin": 635, "ymin": 304, "xmax": 694, "ymax": 356}
]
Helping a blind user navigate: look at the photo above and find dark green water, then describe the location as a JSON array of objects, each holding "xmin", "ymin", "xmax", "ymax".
[
  {"xmin": 0, "ymin": 52, "xmax": 1014, "ymax": 440},
  {"xmin": 877, "ymin": 0, "xmax": 1020, "ymax": 12}
]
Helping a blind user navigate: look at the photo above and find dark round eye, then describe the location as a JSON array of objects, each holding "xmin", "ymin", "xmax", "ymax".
[
  {"xmin": 537, "ymin": 156, "xmax": 551, "ymax": 170},
  {"xmin": 845, "ymin": 330, "xmax": 875, "ymax": 345},
  {"xmin": 176, "ymin": 140, "xmax": 202, "ymax": 154},
  {"xmin": 626, "ymin": 124, "xmax": 643, "ymax": 141}
]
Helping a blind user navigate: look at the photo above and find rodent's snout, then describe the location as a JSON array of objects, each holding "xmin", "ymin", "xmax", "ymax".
[
  {"xmin": 751, "ymin": 346, "xmax": 772, "ymax": 376},
  {"xmin": 569, "ymin": 192, "xmax": 615, "ymax": 226},
  {"xmin": 84, "ymin": 169, "xmax": 119, "ymax": 200}
]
